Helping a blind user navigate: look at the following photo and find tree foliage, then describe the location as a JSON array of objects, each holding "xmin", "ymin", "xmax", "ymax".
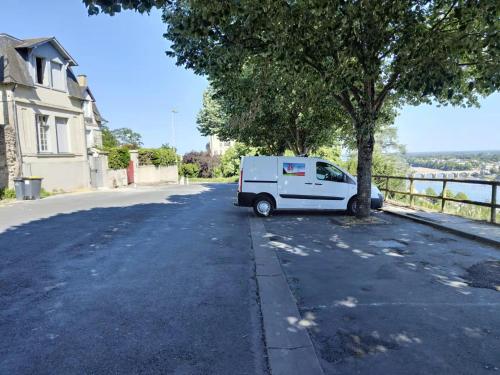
[
  {"xmin": 182, "ymin": 151, "xmax": 220, "ymax": 178},
  {"xmin": 107, "ymin": 147, "xmax": 131, "ymax": 170},
  {"xmin": 138, "ymin": 147, "xmax": 177, "ymax": 166},
  {"xmin": 86, "ymin": 0, "xmax": 499, "ymax": 216},
  {"xmin": 83, "ymin": 0, "xmax": 168, "ymax": 15},
  {"xmin": 161, "ymin": 0, "xmax": 499, "ymax": 216},
  {"xmin": 219, "ymin": 143, "xmax": 257, "ymax": 177},
  {"xmin": 198, "ymin": 59, "xmax": 352, "ymax": 155},
  {"xmin": 101, "ymin": 125, "xmax": 119, "ymax": 149},
  {"xmin": 112, "ymin": 127, "xmax": 143, "ymax": 148},
  {"xmin": 179, "ymin": 163, "xmax": 200, "ymax": 177}
]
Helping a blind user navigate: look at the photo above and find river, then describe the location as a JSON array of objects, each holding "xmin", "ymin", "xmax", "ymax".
[{"xmin": 411, "ymin": 180, "xmax": 496, "ymax": 203}]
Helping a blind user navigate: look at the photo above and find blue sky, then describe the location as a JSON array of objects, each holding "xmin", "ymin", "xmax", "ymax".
[{"xmin": 2, "ymin": 0, "xmax": 498, "ymax": 154}]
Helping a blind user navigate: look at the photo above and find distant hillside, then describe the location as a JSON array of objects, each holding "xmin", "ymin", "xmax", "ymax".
[
  {"xmin": 405, "ymin": 150, "xmax": 500, "ymax": 158},
  {"xmin": 404, "ymin": 150, "xmax": 500, "ymax": 172}
]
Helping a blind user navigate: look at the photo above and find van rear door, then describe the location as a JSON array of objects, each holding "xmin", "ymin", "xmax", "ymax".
[{"xmin": 240, "ymin": 156, "xmax": 279, "ymax": 196}]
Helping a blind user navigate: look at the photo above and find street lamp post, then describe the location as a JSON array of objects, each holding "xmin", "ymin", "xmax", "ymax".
[
  {"xmin": 171, "ymin": 109, "xmax": 180, "ymax": 182},
  {"xmin": 171, "ymin": 109, "xmax": 178, "ymax": 151}
]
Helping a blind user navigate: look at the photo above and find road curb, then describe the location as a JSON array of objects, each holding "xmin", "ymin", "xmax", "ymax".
[
  {"xmin": 249, "ymin": 215, "xmax": 324, "ymax": 375},
  {"xmin": 382, "ymin": 208, "xmax": 500, "ymax": 248}
]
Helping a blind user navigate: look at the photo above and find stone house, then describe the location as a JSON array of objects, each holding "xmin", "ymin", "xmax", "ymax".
[{"xmin": 0, "ymin": 33, "xmax": 104, "ymax": 191}]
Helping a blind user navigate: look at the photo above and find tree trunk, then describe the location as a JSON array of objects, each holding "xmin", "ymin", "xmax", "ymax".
[{"xmin": 355, "ymin": 118, "xmax": 375, "ymax": 218}]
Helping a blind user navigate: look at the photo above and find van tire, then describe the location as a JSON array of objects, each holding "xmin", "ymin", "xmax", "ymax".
[
  {"xmin": 253, "ymin": 195, "xmax": 274, "ymax": 217},
  {"xmin": 347, "ymin": 196, "xmax": 358, "ymax": 216}
]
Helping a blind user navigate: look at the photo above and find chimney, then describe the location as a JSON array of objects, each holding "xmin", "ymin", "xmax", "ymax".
[{"xmin": 77, "ymin": 74, "xmax": 88, "ymax": 87}]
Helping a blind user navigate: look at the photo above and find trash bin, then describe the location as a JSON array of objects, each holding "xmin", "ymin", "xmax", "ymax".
[
  {"xmin": 13, "ymin": 178, "xmax": 25, "ymax": 200},
  {"xmin": 23, "ymin": 177, "xmax": 43, "ymax": 200}
]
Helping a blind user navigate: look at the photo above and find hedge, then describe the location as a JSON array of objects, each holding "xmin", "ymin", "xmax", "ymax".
[
  {"xmin": 139, "ymin": 148, "xmax": 177, "ymax": 167},
  {"xmin": 180, "ymin": 163, "xmax": 200, "ymax": 177},
  {"xmin": 107, "ymin": 147, "xmax": 130, "ymax": 170}
]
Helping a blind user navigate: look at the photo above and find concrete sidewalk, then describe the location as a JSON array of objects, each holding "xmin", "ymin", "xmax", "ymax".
[{"xmin": 382, "ymin": 203, "xmax": 500, "ymax": 247}]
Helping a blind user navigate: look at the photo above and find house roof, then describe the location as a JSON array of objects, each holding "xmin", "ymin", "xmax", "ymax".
[
  {"xmin": 0, "ymin": 34, "xmax": 34, "ymax": 86},
  {"xmin": 15, "ymin": 37, "xmax": 78, "ymax": 66},
  {"xmin": 92, "ymin": 102, "xmax": 105, "ymax": 123},
  {"xmin": 0, "ymin": 33, "xmax": 83, "ymax": 99},
  {"xmin": 0, "ymin": 34, "xmax": 105, "ymax": 120}
]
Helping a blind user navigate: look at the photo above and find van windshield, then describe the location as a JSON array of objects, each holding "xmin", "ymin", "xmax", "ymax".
[{"xmin": 316, "ymin": 162, "xmax": 345, "ymax": 182}]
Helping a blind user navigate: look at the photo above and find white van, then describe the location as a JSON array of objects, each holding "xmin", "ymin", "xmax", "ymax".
[{"xmin": 235, "ymin": 156, "xmax": 383, "ymax": 217}]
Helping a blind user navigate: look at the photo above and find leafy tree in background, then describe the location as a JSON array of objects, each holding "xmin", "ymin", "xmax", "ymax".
[
  {"xmin": 85, "ymin": 0, "xmax": 499, "ymax": 217},
  {"xmin": 196, "ymin": 88, "xmax": 227, "ymax": 140},
  {"xmin": 182, "ymin": 151, "xmax": 220, "ymax": 178},
  {"xmin": 101, "ymin": 125, "xmax": 119, "ymax": 149},
  {"xmin": 311, "ymin": 146, "xmax": 343, "ymax": 166},
  {"xmin": 454, "ymin": 192, "xmax": 469, "ymax": 201},
  {"xmin": 199, "ymin": 59, "xmax": 351, "ymax": 155},
  {"xmin": 219, "ymin": 143, "xmax": 257, "ymax": 177},
  {"xmin": 425, "ymin": 187, "xmax": 439, "ymax": 204},
  {"xmin": 112, "ymin": 128, "xmax": 143, "ymax": 148}
]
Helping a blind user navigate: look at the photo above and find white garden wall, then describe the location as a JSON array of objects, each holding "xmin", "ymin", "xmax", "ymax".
[{"xmin": 135, "ymin": 165, "xmax": 178, "ymax": 185}]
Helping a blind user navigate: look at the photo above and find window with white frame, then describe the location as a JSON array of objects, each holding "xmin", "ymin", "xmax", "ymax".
[
  {"xmin": 36, "ymin": 114, "xmax": 50, "ymax": 152},
  {"xmin": 55, "ymin": 117, "xmax": 70, "ymax": 153},
  {"xmin": 51, "ymin": 62, "xmax": 65, "ymax": 91}
]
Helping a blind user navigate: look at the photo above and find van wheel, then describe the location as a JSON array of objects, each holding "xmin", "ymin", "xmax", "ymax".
[
  {"xmin": 253, "ymin": 196, "xmax": 274, "ymax": 217},
  {"xmin": 347, "ymin": 196, "xmax": 358, "ymax": 216}
]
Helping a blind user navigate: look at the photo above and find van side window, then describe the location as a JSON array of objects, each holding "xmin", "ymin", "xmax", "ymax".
[{"xmin": 316, "ymin": 162, "xmax": 345, "ymax": 182}]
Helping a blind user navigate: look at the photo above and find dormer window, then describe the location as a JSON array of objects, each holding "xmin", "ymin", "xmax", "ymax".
[{"xmin": 35, "ymin": 57, "xmax": 46, "ymax": 85}]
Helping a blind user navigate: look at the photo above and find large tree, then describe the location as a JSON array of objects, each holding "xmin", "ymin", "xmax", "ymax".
[
  {"xmin": 85, "ymin": 0, "xmax": 499, "ymax": 217},
  {"xmin": 111, "ymin": 127, "xmax": 143, "ymax": 148},
  {"xmin": 198, "ymin": 60, "xmax": 351, "ymax": 155}
]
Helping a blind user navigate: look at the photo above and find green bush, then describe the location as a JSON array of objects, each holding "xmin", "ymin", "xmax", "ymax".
[
  {"xmin": 220, "ymin": 143, "xmax": 257, "ymax": 177},
  {"xmin": 155, "ymin": 148, "xmax": 177, "ymax": 166},
  {"xmin": 108, "ymin": 147, "xmax": 130, "ymax": 170},
  {"xmin": 180, "ymin": 163, "xmax": 200, "ymax": 177},
  {"xmin": 40, "ymin": 189, "xmax": 51, "ymax": 198},
  {"xmin": 138, "ymin": 149, "xmax": 156, "ymax": 166},
  {"xmin": 182, "ymin": 151, "xmax": 220, "ymax": 178},
  {"xmin": 0, "ymin": 188, "xmax": 16, "ymax": 200},
  {"xmin": 139, "ymin": 148, "xmax": 177, "ymax": 167}
]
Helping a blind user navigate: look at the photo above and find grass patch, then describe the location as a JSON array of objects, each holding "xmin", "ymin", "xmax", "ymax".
[
  {"xmin": 188, "ymin": 176, "xmax": 238, "ymax": 183},
  {"xmin": 0, "ymin": 188, "xmax": 16, "ymax": 200}
]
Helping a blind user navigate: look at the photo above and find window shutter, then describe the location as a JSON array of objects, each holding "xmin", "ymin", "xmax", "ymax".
[
  {"xmin": 51, "ymin": 62, "xmax": 64, "ymax": 91},
  {"xmin": 55, "ymin": 118, "xmax": 69, "ymax": 153}
]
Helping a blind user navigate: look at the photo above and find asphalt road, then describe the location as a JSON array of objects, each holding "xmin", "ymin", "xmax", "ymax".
[
  {"xmin": 263, "ymin": 211, "xmax": 500, "ymax": 374},
  {"xmin": 0, "ymin": 184, "xmax": 267, "ymax": 374}
]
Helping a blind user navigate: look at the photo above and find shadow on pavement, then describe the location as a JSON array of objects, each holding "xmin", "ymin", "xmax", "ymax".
[
  {"xmin": 0, "ymin": 184, "xmax": 264, "ymax": 375},
  {"xmin": 261, "ymin": 211, "xmax": 500, "ymax": 374}
]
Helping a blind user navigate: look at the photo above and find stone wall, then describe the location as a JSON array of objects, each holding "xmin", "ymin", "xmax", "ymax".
[
  {"xmin": 4, "ymin": 125, "xmax": 18, "ymax": 187},
  {"xmin": 0, "ymin": 125, "xmax": 18, "ymax": 189},
  {"xmin": 0, "ymin": 126, "xmax": 7, "ymax": 188},
  {"xmin": 106, "ymin": 169, "xmax": 128, "ymax": 188}
]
